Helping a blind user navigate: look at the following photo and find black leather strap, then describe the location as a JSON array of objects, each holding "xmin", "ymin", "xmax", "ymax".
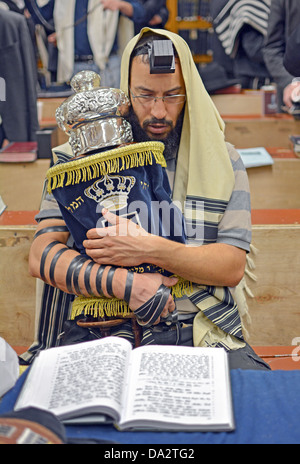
[
  {"xmin": 49, "ymin": 246, "xmax": 69, "ymax": 286},
  {"xmin": 72, "ymin": 257, "xmax": 88, "ymax": 294},
  {"xmin": 124, "ymin": 271, "xmax": 134, "ymax": 304},
  {"xmin": 40, "ymin": 241, "xmax": 61, "ymax": 281},
  {"xmin": 161, "ymin": 308, "xmax": 178, "ymax": 325},
  {"xmin": 106, "ymin": 267, "xmax": 117, "ymax": 297},
  {"xmin": 134, "ymin": 285, "xmax": 171, "ymax": 328},
  {"xmin": 95, "ymin": 265, "xmax": 105, "ymax": 296},
  {"xmin": 34, "ymin": 226, "xmax": 69, "ymax": 240},
  {"xmin": 66, "ymin": 255, "xmax": 87, "ymax": 293},
  {"xmin": 84, "ymin": 261, "xmax": 95, "ymax": 296}
]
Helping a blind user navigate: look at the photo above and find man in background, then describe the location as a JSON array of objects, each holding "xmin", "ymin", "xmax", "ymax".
[{"xmin": 263, "ymin": 0, "xmax": 300, "ymax": 111}]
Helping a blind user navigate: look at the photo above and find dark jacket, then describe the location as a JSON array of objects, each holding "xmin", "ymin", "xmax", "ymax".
[
  {"xmin": 283, "ymin": 24, "xmax": 300, "ymax": 77},
  {"xmin": 211, "ymin": 0, "xmax": 272, "ymax": 89},
  {"xmin": 133, "ymin": 0, "xmax": 169, "ymax": 35},
  {"xmin": 263, "ymin": 0, "xmax": 300, "ymax": 107},
  {"xmin": 0, "ymin": 10, "xmax": 39, "ymax": 142}
]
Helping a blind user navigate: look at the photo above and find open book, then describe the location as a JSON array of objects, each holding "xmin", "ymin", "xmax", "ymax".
[{"xmin": 14, "ymin": 337, "xmax": 235, "ymax": 432}]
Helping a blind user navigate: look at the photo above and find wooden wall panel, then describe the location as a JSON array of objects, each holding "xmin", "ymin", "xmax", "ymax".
[
  {"xmin": 0, "ymin": 227, "xmax": 36, "ymax": 346},
  {"xmin": 245, "ymin": 225, "xmax": 300, "ymax": 346},
  {"xmin": 248, "ymin": 160, "xmax": 300, "ymax": 210}
]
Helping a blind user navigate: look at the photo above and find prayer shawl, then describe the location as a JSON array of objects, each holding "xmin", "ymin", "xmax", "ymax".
[
  {"xmin": 46, "ymin": 141, "xmax": 190, "ymax": 318},
  {"xmin": 213, "ymin": 0, "xmax": 271, "ymax": 58},
  {"xmin": 20, "ymin": 29, "xmax": 250, "ymax": 363},
  {"xmin": 53, "ymin": 0, "xmax": 119, "ymax": 83},
  {"xmin": 120, "ymin": 28, "xmax": 245, "ymax": 342}
]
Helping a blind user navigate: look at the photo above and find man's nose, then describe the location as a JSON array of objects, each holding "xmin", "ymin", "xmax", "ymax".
[{"xmin": 150, "ymin": 98, "xmax": 168, "ymax": 119}]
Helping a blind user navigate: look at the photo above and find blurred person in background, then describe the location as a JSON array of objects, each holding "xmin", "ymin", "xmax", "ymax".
[
  {"xmin": 263, "ymin": 0, "xmax": 300, "ymax": 111},
  {"xmin": 25, "ymin": 0, "xmax": 149, "ymax": 88},
  {"xmin": 101, "ymin": 0, "xmax": 169, "ymax": 35}
]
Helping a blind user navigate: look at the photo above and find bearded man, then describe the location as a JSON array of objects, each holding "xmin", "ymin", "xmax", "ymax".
[{"xmin": 25, "ymin": 28, "xmax": 270, "ymax": 371}]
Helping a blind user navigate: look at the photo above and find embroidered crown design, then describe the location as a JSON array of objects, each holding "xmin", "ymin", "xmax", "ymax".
[{"xmin": 84, "ymin": 175, "xmax": 136, "ymax": 211}]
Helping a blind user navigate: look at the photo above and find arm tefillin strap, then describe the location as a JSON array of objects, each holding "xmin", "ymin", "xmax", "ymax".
[
  {"xmin": 84, "ymin": 261, "xmax": 95, "ymax": 296},
  {"xmin": 95, "ymin": 265, "xmax": 106, "ymax": 296},
  {"xmin": 106, "ymin": 266, "xmax": 117, "ymax": 297},
  {"xmin": 42, "ymin": 243, "xmax": 174, "ymax": 327},
  {"xmin": 34, "ymin": 226, "xmax": 69, "ymax": 240},
  {"xmin": 66, "ymin": 255, "xmax": 88, "ymax": 293},
  {"xmin": 40, "ymin": 241, "xmax": 61, "ymax": 281},
  {"xmin": 124, "ymin": 271, "xmax": 134, "ymax": 304},
  {"xmin": 72, "ymin": 257, "xmax": 89, "ymax": 294},
  {"xmin": 134, "ymin": 285, "xmax": 171, "ymax": 328},
  {"xmin": 49, "ymin": 247, "xmax": 69, "ymax": 286}
]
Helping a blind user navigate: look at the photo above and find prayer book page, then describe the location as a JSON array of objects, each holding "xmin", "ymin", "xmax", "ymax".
[
  {"xmin": 14, "ymin": 337, "xmax": 132, "ymax": 423},
  {"xmin": 119, "ymin": 344, "xmax": 234, "ymax": 431}
]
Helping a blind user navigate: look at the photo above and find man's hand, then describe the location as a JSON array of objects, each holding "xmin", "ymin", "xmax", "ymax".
[
  {"xmin": 100, "ymin": 0, "xmax": 119, "ymax": 11},
  {"xmin": 284, "ymin": 81, "xmax": 300, "ymax": 108},
  {"xmin": 100, "ymin": 0, "xmax": 134, "ymax": 17},
  {"xmin": 149, "ymin": 15, "xmax": 163, "ymax": 26},
  {"xmin": 48, "ymin": 32, "xmax": 57, "ymax": 47},
  {"xmin": 83, "ymin": 208, "xmax": 152, "ymax": 267},
  {"xmin": 128, "ymin": 272, "xmax": 178, "ymax": 322}
]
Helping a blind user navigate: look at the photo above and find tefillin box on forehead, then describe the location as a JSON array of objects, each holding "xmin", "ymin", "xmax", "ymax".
[{"xmin": 149, "ymin": 40, "xmax": 176, "ymax": 74}]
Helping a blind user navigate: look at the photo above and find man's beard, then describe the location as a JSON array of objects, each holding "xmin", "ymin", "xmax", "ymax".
[{"xmin": 125, "ymin": 106, "xmax": 184, "ymax": 161}]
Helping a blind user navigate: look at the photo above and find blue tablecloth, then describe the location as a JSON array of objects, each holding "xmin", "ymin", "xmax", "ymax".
[{"xmin": 1, "ymin": 368, "xmax": 300, "ymax": 444}]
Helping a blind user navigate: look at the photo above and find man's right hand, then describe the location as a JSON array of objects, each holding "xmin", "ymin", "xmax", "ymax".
[{"xmin": 284, "ymin": 81, "xmax": 300, "ymax": 108}]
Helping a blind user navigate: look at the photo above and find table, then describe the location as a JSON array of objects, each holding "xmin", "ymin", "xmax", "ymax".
[{"xmin": 1, "ymin": 368, "xmax": 299, "ymax": 444}]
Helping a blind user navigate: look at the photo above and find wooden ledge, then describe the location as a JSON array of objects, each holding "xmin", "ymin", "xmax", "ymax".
[
  {"xmin": 253, "ymin": 346, "xmax": 300, "ymax": 371},
  {"xmin": 252, "ymin": 209, "xmax": 300, "ymax": 225},
  {"xmin": 0, "ymin": 211, "xmax": 38, "ymax": 226}
]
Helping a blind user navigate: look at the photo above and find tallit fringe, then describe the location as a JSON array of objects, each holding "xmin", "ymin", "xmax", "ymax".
[
  {"xmin": 46, "ymin": 142, "xmax": 166, "ymax": 193},
  {"xmin": 171, "ymin": 277, "xmax": 194, "ymax": 298},
  {"xmin": 71, "ymin": 278, "xmax": 194, "ymax": 320},
  {"xmin": 233, "ymin": 244, "xmax": 259, "ymax": 340},
  {"xmin": 72, "ymin": 296, "xmax": 130, "ymax": 320}
]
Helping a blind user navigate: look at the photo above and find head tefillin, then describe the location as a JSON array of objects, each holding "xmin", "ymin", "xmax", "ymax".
[
  {"xmin": 131, "ymin": 33, "xmax": 177, "ymax": 74},
  {"xmin": 149, "ymin": 40, "xmax": 175, "ymax": 74}
]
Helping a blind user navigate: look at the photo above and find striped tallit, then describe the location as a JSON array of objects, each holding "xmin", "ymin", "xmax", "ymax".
[{"xmin": 213, "ymin": 0, "xmax": 271, "ymax": 58}]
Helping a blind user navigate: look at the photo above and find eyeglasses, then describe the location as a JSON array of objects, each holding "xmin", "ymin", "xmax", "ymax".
[{"xmin": 129, "ymin": 88, "xmax": 186, "ymax": 106}]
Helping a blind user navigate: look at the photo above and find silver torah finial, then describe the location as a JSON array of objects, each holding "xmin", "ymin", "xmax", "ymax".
[{"xmin": 55, "ymin": 71, "xmax": 133, "ymax": 157}]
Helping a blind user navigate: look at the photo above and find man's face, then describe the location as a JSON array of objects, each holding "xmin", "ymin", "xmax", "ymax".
[{"xmin": 129, "ymin": 56, "xmax": 186, "ymax": 142}]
